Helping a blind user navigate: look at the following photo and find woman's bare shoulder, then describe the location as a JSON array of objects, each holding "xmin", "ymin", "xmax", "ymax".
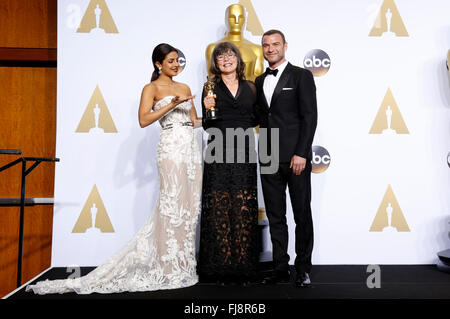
[{"xmin": 142, "ymin": 82, "xmax": 156, "ymax": 92}]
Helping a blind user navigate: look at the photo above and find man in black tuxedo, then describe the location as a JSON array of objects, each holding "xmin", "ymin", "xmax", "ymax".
[{"xmin": 255, "ymin": 30, "xmax": 317, "ymax": 287}]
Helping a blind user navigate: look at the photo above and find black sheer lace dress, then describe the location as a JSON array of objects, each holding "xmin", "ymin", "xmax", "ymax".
[{"xmin": 198, "ymin": 79, "xmax": 259, "ymax": 285}]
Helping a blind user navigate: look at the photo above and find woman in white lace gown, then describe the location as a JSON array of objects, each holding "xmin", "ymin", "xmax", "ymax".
[{"xmin": 26, "ymin": 43, "xmax": 203, "ymax": 294}]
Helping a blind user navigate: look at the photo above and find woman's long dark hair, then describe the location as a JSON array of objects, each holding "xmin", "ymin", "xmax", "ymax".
[
  {"xmin": 209, "ymin": 41, "xmax": 245, "ymax": 83},
  {"xmin": 151, "ymin": 43, "xmax": 178, "ymax": 82}
]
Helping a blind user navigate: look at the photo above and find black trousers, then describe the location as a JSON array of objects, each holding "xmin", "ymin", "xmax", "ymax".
[{"xmin": 260, "ymin": 161, "xmax": 313, "ymax": 274}]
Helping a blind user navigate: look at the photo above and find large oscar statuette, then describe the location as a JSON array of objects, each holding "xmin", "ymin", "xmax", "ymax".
[{"xmin": 204, "ymin": 76, "xmax": 219, "ymax": 121}]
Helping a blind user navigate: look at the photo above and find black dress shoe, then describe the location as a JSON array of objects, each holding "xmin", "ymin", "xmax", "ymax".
[
  {"xmin": 295, "ymin": 272, "xmax": 311, "ymax": 288},
  {"xmin": 261, "ymin": 270, "xmax": 290, "ymax": 285}
]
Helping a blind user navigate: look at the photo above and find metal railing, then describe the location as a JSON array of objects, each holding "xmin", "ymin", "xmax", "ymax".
[{"xmin": 0, "ymin": 149, "xmax": 59, "ymax": 287}]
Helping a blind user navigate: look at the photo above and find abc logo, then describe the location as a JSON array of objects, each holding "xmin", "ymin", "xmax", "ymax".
[
  {"xmin": 311, "ymin": 145, "xmax": 331, "ymax": 173},
  {"xmin": 303, "ymin": 49, "xmax": 331, "ymax": 77},
  {"xmin": 176, "ymin": 49, "xmax": 186, "ymax": 74}
]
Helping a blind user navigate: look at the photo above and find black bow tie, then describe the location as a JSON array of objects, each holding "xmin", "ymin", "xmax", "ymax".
[{"xmin": 265, "ymin": 68, "xmax": 278, "ymax": 77}]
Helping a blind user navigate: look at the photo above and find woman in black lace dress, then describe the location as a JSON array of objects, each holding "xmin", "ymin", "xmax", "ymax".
[{"xmin": 198, "ymin": 42, "xmax": 259, "ymax": 285}]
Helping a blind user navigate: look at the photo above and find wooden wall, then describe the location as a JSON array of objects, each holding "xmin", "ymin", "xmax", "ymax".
[{"xmin": 0, "ymin": 0, "xmax": 57, "ymax": 297}]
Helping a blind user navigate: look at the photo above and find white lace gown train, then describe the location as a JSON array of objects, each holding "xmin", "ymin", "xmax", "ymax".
[{"xmin": 26, "ymin": 96, "xmax": 202, "ymax": 294}]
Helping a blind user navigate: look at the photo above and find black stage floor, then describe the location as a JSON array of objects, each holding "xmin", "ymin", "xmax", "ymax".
[
  {"xmin": 5, "ymin": 264, "xmax": 450, "ymax": 315},
  {"xmin": 6, "ymin": 264, "xmax": 450, "ymax": 299}
]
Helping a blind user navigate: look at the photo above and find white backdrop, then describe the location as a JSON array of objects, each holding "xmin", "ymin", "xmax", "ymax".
[{"xmin": 51, "ymin": 0, "xmax": 450, "ymax": 267}]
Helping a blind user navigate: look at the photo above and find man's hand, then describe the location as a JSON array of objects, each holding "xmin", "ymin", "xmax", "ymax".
[{"xmin": 290, "ymin": 155, "xmax": 306, "ymax": 175}]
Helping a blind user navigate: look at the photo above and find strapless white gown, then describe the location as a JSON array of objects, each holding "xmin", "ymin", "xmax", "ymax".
[{"xmin": 26, "ymin": 96, "xmax": 202, "ymax": 294}]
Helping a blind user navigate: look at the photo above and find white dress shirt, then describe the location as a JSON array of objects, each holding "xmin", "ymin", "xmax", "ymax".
[{"xmin": 263, "ymin": 60, "xmax": 288, "ymax": 107}]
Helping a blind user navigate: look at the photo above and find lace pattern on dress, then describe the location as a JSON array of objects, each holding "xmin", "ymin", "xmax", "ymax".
[{"xmin": 26, "ymin": 96, "xmax": 202, "ymax": 294}]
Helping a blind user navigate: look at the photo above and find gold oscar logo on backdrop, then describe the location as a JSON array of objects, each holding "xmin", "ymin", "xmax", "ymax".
[
  {"xmin": 77, "ymin": 0, "xmax": 119, "ymax": 34},
  {"xmin": 76, "ymin": 85, "xmax": 118, "ymax": 133},
  {"xmin": 72, "ymin": 184, "xmax": 115, "ymax": 233},
  {"xmin": 238, "ymin": 0, "xmax": 263, "ymax": 36},
  {"xmin": 369, "ymin": 88, "xmax": 409, "ymax": 134},
  {"xmin": 369, "ymin": 0, "xmax": 408, "ymax": 37},
  {"xmin": 370, "ymin": 184, "xmax": 410, "ymax": 232}
]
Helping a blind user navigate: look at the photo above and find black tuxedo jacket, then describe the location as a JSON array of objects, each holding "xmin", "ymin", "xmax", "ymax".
[{"xmin": 255, "ymin": 62, "xmax": 317, "ymax": 163}]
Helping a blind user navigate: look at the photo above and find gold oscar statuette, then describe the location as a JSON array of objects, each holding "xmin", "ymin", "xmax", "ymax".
[
  {"xmin": 204, "ymin": 76, "xmax": 219, "ymax": 121},
  {"xmin": 205, "ymin": 4, "xmax": 264, "ymax": 82}
]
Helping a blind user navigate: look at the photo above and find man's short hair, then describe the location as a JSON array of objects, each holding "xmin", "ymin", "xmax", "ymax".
[{"xmin": 262, "ymin": 29, "xmax": 286, "ymax": 44}]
